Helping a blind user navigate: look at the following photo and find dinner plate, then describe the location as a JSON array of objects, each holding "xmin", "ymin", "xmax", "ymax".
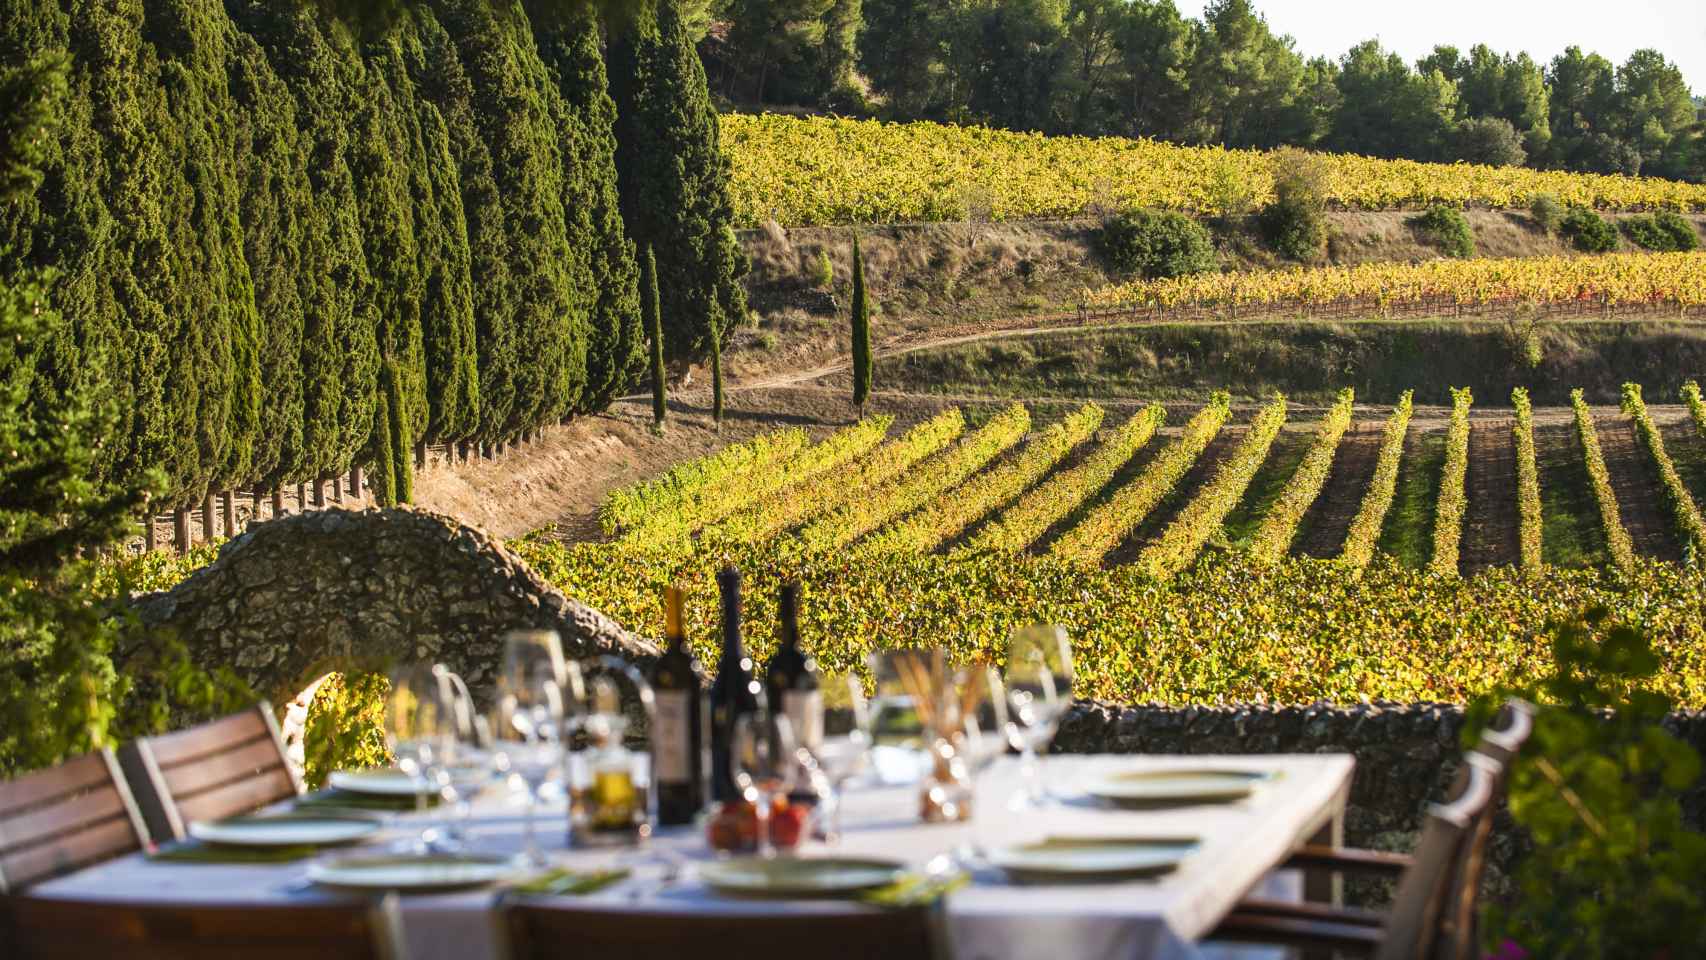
[
  {"xmin": 987, "ymin": 837, "xmax": 1199, "ymax": 882},
  {"xmin": 325, "ymin": 765, "xmax": 488, "ymax": 797},
  {"xmin": 699, "ymin": 856, "xmax": 908, "ymax": 898},
  {"xmin": 187, "ymin": 815, "xmax": 380, "ymax": 848},
  {"xmin": 1085, "ymin": 769, "xmax": 1270, "ymax": 808},
  {"xmin": 306, "ymin": 852, "xmax": 517, "ymax": 891}
]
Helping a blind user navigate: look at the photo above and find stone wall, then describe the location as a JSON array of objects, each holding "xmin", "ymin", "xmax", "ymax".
[
  {"xmin": 1054, "ymin": 700, "xmax": 1706, "ymax": 883},
  {"xmin": 127, "ymin": 508, "xmax": 656, "ymax": 709}
]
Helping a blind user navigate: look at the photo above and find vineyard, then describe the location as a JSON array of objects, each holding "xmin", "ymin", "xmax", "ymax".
[
  {"xmin": 516, "ymin": 379, "xmax": 1706, "ymax": 706},
  {"xmin": 722, "ymin": 114, "xmax": 1706, "ymax": 226}
]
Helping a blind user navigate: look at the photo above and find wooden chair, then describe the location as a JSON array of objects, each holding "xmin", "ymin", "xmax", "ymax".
[
  {"xmin": 117, "ymin": 702, "xmax": 302, "ymax": 841},
  {"xmin": 1211, "ymin": 699, "xmax": 1537, "ymax": 960},
  {"xmin": 499, "ymin": 902, "xmax": 948, "ymax": 960},
  {"xmin": 0, "ymin": 749, "xmax": 150, "ymax": 893},
  {"xmin": 0, "ymin": 895, "xmax": 405, "ymax": 960}
]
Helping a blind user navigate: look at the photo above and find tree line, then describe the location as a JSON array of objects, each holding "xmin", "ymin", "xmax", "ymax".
[
  {"xmin": 698, "ymin": 0, "xmax": 1706, "ymax": 181},
  {"xmin": 0, "ymin": 0, "xmax": 744, "ymax": 514}
]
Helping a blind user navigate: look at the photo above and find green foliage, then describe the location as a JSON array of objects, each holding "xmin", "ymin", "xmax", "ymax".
[
  {"xmin": 1560, "ymin": 206, "xmax": 1619, "ymax": 253},
  {"xmin": 813, "ymin": 249, "xmax": 834, "ymax": 289},
  {"xmin": 1573, "ymin": 388, "xmax": 1637, "ymax": 573},
  {"xmin": 1257, "ymin": 151, "xmax": 1328, "ymax": 261},
  {"xmin": 1340, "ymin": 391, "xmax": 1414, "ymax": 569},
  {"xmin": 1529, "ymin": 193, "xmax": 1565, "ymax": 235},
  {"xmin": 1249, "ymin": 388, "xmax": 1353, "ymax": 564},
  {"xmin": 1621, "ymin": 212, "xmax": 1699, "ymax": 252},
  {"xmin": 1621, "ymin": 382, "xmax": 1706, "ymax": 559},
  {"xmin": 643, "ymin": 245, "xmax": 667, "ymax": 429},
  {"xmin": 1429, "ymin": 387, "xmax": 1473, "ymax": 575},
  {"xmin": 1481, "ymin": 609, "xmax": 1706, "ymax": 957},
  {"xmin": 1407, "ymin": 204, "xmax": 1476, "ymax": 258},
  {"xmin": 302, "ymin": 672, "xmax": 391, "ymax": 789},
  {"xmin": 1096, "ymin": 209, "xmax": 1218, "ymax": 279},
  {"xmin": 1512, "ymin": 388, "xmax": 1543, "ymax": 572},
  {"xmin": 850, "ymin": 232, "xmax": 872, "ymax": 413}
]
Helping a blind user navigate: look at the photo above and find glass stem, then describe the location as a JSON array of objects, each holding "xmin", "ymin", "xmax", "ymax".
[
  {"xmin": 524, "ymin": 786, "xmax": 541, "ymax": 865},
  {"xmin": 1020, "ymin": 743, "xmax": 1043, "ymax": 804}
]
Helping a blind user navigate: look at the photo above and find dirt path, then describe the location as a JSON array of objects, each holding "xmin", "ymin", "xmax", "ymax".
[
  {"xmin": 1462, "ymin": 420, "xmax": 1520, "ymax": 573},
  {"xmin": 1294, "ymin": 422, "xmax": 1383, "ymax": 558},
  {"xmin": 1594, "ymin": 416, "xmax": 1683, "ymax": 562},
  {"xmin": 1106, "ymin": 427, "xmax": 1244, "ymax": 566}
]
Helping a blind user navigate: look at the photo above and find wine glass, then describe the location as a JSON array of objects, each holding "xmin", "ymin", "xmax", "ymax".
[
  {"xmin": 815, "ymin": 675, "xmax": 873, "ymax": 843},
  {"xmin": 433, "ymin": 665, "xmax": 489, "ymax": 846},
  {"xmin": 382, "ymin": 662, "xmax": 454, "ymax": 853},
  {"xmin": 492, "ymin": 660, "xmax": 567, "ymax": 867},
  {"xmin": 733, "ymin": 714, "xmax": 797, "ymax": 857},
  {"xmin": 1005, "ymin": 624, "xmax": 1074, "ymax": 809}
]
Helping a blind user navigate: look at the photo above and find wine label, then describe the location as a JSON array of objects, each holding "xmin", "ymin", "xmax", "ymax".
[
  {"xmin": 783, "ymin": 690, "xmax": 824, "ymax": 751},
  {"xmin": 653, "ymin": 690, "xmax": 691, "ymax": 782}
]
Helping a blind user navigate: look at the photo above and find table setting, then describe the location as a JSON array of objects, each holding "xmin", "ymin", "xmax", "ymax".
[{"xmin": 30, "ymin": 572, "xmax": 1352, "ymax": 960}]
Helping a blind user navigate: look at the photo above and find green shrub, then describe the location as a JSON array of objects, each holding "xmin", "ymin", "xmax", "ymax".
[
  {"xmin": 1407, "ymin": 204, "xmax": 1475, "ymax": 258},
  {"xmin": 1530, "ymin": 193, "xmax": 1565, "ymax": 235},
  {"xmin": 1096, "ymin": 209, "xmax": 1218, "ymax": 279},
  {"xmin": 1257, "ymin": 148, "xmax": 1328, "ymax": 262},
  {"xmin": 813, "ymin": 249, "xmax": 834, "ymax": 288},
  {"xmin": 1621, "ymin": 212, "xmax": 1699, "ymax": 252},
  {"xmin": 1561, "ymin": 206, "xmax": 1619, "ymax": 253}
]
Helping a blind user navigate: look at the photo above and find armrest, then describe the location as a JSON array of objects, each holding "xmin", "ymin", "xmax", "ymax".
[
  {"xmin": 1283, "ymin": 844, "xmax": 1412, "ymax": 878},
  {"xmin": 1230, "ymin": 898, "xmax": 1386, "ymax": 927},
  {"xmin": 1208, "ymin": 911, "xmax": 1383, "ymax": 956}
]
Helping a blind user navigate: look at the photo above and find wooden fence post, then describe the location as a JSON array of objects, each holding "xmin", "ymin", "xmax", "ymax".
[
  {"xmin": 143, "ymin": 516, "xmax": 158, "ymax": 553},
  {"xmin": 174, "ymin": 509, "xmax": 191, "ymax": 554},
  {"xmin": 201, "ymin": 494, "xmax": 217, "ymax": 543},
  {"xmin": 220, "ymin": 491, "xmax": 236, "ymax": 538}
]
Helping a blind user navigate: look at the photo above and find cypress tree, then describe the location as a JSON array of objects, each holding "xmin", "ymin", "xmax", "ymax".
[
  {"xmin": 642, "ymin": 244, "xmax": 666, "ymax": 430},
  {"xmin": 608, "ymin": 0, "xmax": 749, "ymax": 366},
  {"xmin": 710, "ymin": 323, "xmax": 724, "ymax": 428},
  {"xmin": 370, "ymin": 375, "xmax": 397, "ymax": 508},
  {"xmin": 850, "ymin": 232, "xmax": 872, "ymax": 417}
]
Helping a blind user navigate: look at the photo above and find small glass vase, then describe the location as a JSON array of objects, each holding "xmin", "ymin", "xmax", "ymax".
[{"xmin": 918, "ymin": 730, "xmax": 973, "ymax": 823}]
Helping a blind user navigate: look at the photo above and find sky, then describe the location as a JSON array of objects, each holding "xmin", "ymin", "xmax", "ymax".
[{"xmin": 1172, "ymin": 0, "xmax": 1706, "ymax": 95}]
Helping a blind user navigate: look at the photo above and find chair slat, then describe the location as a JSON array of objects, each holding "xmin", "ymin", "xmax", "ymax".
[
  {"xmin": 0, "ymin": 750, "xmax": 147, "ymax": 894},
  {"xmin": 1, "ymin": 816, "xmax": 143, "ymax": 893},
  {"xmin": 0, "ymin": 785, "xmax": 131, "ymax": 856},
  {"xmin": 1, "ymin": 896, "xmax": 403, "ymax": 960},
  {"xmin": 145, "ymin": 709, "xmax": 272, "ymax": 768},
  {"xmin": 161, "ymin": 736, "xmax": 290, "ymax": 797},
  {"xmin": 174, "ymin": 769, "xmax": 299, "ymax": 826},
  {"xmin": 0, "ymin": 753, "xmax": 115, "ymax": 815}
]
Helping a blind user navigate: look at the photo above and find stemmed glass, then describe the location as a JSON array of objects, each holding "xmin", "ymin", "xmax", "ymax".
[
  {"xmin": 815, "ymin": 675, "xmax": 873, "ymax": 842},
  {"xmin": 382, "ymin": 662, "xmax": 454, "ymax": 853},
  {"xmin": 491, "ymin": 631, "xmax": 573, "ymax": 867},
  {"xmin": 433, "ymin": 665, "xmax": 489, "ymax": 846},
  {"xmin": 732, "ymin": 714, "xmax": 797, "ymax": 858},
  {"xmin": 1004, "ymin": 624, "xmax": 1074, "ymax": 809}
]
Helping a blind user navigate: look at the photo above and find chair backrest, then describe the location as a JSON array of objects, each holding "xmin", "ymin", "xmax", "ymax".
[
  {"xmin": 1437, "ymin": 698, "xmax": 1537, "ymax": 960},
  {"xmin": 1376, "ymin": 752, "xmax": 1501, "ymax": 960},
  {"xmin": 0, "ymin": 749, "xmax": 150, "ymax": 894},
  {"xmin": 499, "ymin": 902, "xmax": 947, "ymax": 960},
  {"xmin": 117, "ymin": 702, "xmax": 301, "ymax": 841},
  {"xmin": 0, "ymin": 895, "xmax": 404, "ymax": 960}
]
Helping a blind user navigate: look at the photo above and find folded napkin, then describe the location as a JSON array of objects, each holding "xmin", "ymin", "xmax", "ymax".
[
  {"xmin": 859, "ymin": 870, "xmax": 968, "ymax": 909},
  {"xmin": 150, "ymin": 840, "xmax": 321, "ymax": 864},
  {"xmin": 294, "ymin": 789, "xmax": 440, "ymax": 813},
  {"xmin": 508, "ymin": 868, "xmax": 631, "ymax": 897}
]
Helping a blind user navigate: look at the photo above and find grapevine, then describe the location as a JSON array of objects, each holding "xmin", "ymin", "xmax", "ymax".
[
  {"xmin": 1621, "ymin": 383, "xmax": 1706, "ymax": 559},
  {"xmin": 1340, "ymin": 392, "xmax": 1414, "ymax": 569},
  {"xmin": 1511, "ymin": 388, "xmax": 1543, "ymax": 573},
  {"xmin": 1573, "ymin": 389, "xmax": 1638, "ymax": 573},
  {"xmin": 1249, "ymin": 389, "xmax": 1353, "ymax": 565},
  {"xmin": 1429, "ymin": 388, "xmax": 1474, "ymax": 576}
]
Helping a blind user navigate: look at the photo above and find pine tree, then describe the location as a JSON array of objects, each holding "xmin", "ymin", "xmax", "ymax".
[
  {"xmin": 609, "ymin": 0, "xmax": 750, "ymax": 366},
  {"xmin": 642, "ymin": 244, "xmax": 666, "ymax": 430},
  {"xmin": 850, "ymin": 232, "xmax": 872, "ymax": 417}
]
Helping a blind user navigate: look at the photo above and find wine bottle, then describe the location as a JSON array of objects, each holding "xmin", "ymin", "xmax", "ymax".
[
  {"xmin": 766, "ymin": 581, "xmax": 823, "ymax": 753},
  {"xmin": 708, "ymin": 566, "xmax": 762, "ymax": 804},
  {"xmin": 649, "ymin": 585, "xmax": 708, "ymax": 825}
]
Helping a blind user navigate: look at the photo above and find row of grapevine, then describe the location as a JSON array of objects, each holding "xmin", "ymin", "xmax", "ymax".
[
  {"xmin": 1511, "ymin": 389, "xmax": 1543, "ymax": 573},
  {"xmin": 623, "ymin": 418, "xmax": 895, "ymax": 545},
  {"xmin": 1685, "ymin": 381, "xmax": 1706, "ymax": 440},
  {"xmin": 601, "ymin": 428, "xmax": 810, "ymax": 537},
  {"xmin": 721, "ymin": 114, "xmax": 1706, "ymax": 227},
  {"xmin": 960, "ymin": 406, "xmax": 1166, "ymax": 555},
  {"xmin": 1621, "ymin": 384, "xmax": 1706, "ymax": 558},
  {"xmin": 710, "ymin": 409, "xmax": 966, "ymax": 545},
  {"xmin": 1340, "ymin": 392, "xmax": 1415, "ymax": 569},
  {"xmin": 797, "ymin": 404, "xmax": 1031, "ymax": 551},
  {"xmin": 1572, "ymin": 389, "xmax": 1638, "ymax": 573},
  {"xmin": 1051, "ymin": 395, "xmax": 1231, "ymax": 565},
  {"xmin": 1085, "ymin": 252, "xmax": 1706, "ymax": 313},
  {"xmin": 864, "ymin": 405, "xmax": 1104, "ymax": 555},
  {"xmin": 1248, "ymin": 389, "xmax": 1354, "ymax": 565},
  {"xmin": 1429, "ymin": 388, "xmax": 1475, "ymax": 576},
  {"xmin": 1137, "ymin": 395, "xmax": 1288, "ymax": 578}
]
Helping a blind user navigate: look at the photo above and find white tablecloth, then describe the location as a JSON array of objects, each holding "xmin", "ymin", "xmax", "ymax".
[{"xmin": 32, "ymin": 753, "xmax": 1353, "ymax": 960}]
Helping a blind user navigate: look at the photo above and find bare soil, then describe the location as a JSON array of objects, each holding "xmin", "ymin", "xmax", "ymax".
[
  {"xmin": 1107, "ymin": 426, "xmax": 1244, "ymax": 566},
  {"xmin": 1593, "ymin": 417, "xmax": 1684, "ymax": 562},
  {"xmin": 1294, "ymin": 422, "xmax": 1384, "ymax": 558},
  {"xmin": 1462, "ymin": 421, "xmax": 1521, "ymax": 573}
]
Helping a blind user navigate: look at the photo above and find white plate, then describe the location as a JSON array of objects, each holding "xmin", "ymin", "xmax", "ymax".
[
  {"xmin": 306, "ymin": 852, "xmax": 517, "ymax": 891},
  {"xmin": 187, "ymin": 816, "xmax": 379, "ymax": 848},
  {"xmin": 699, "ymin": 857, "xmax": 907, "ymax": 897},
  {"xmin": 327, "ymin": 769, "xmax": 432, "ymax": 797},
  {"xmin": 987, "ymin": 838, "xmax": 1199, "ymax": 881},
  {"xmin": 1085, "ymin": 769, "xmax": 1268, "ymax": 807}
]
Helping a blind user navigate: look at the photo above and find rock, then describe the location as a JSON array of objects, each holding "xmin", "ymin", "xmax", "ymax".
[{"xmin": 129, "ymin": 507, "xmax": 656, "ymax": 708}]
